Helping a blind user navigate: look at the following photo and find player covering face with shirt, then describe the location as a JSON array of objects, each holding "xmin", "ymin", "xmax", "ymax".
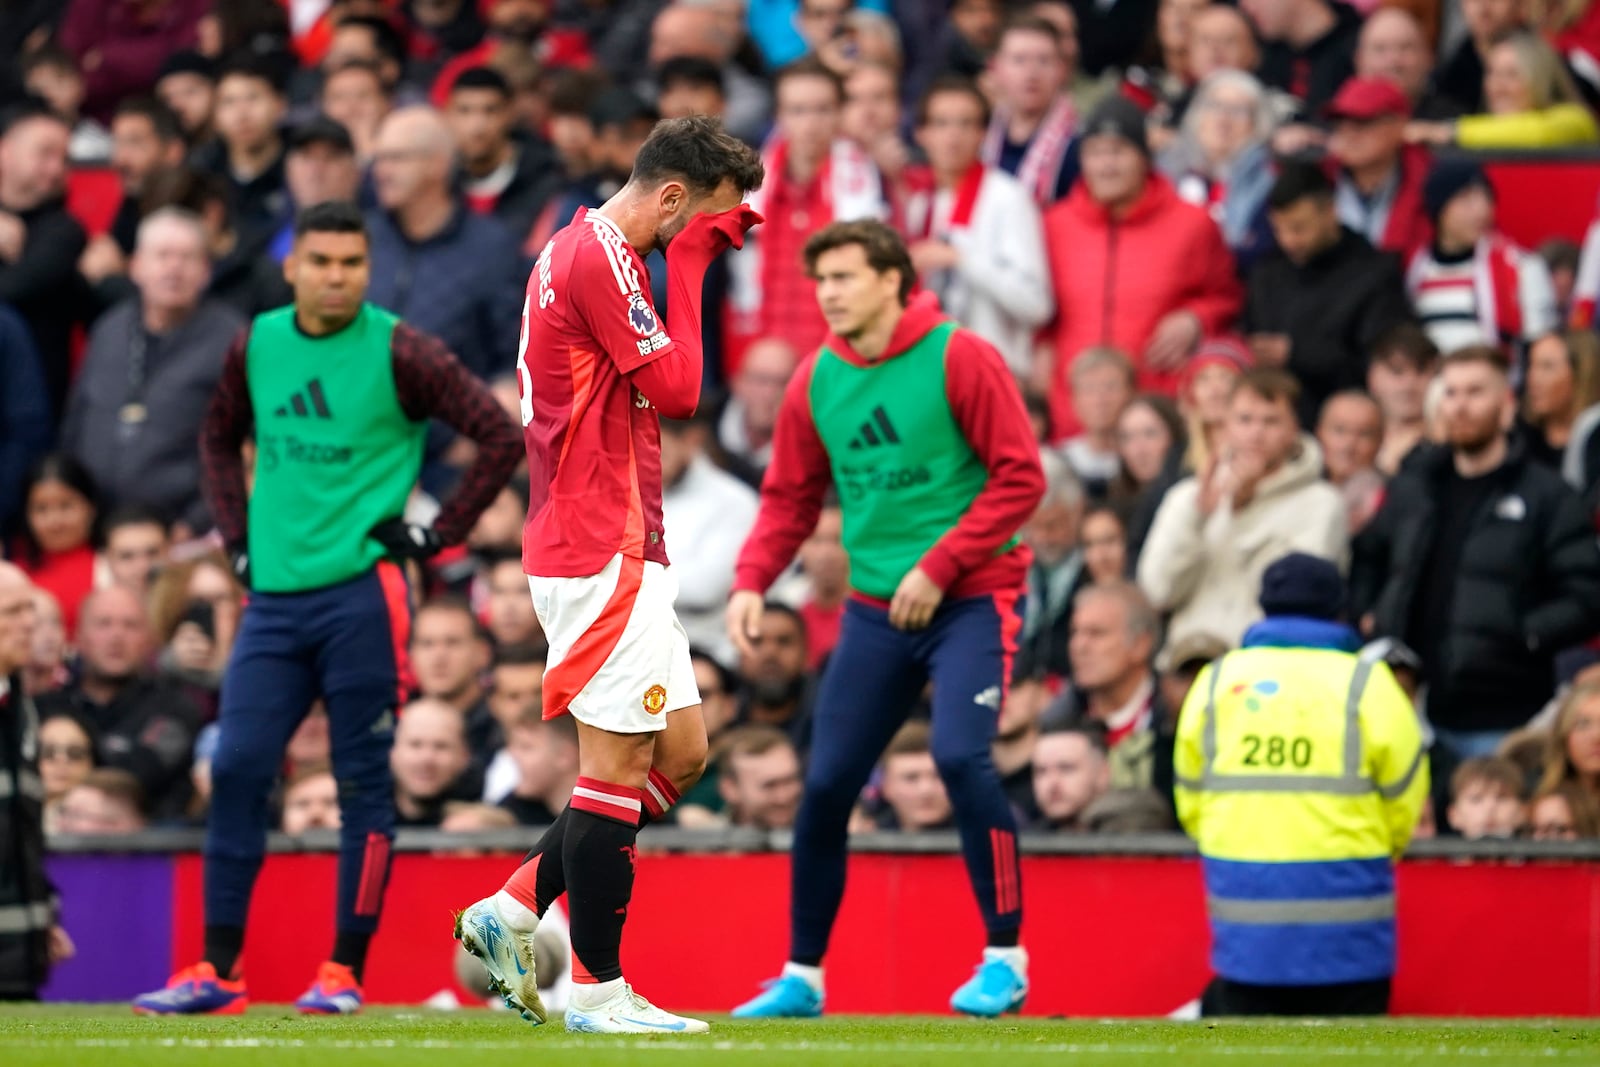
[{"xmin": 454, "ymin": 116, "xmax": 763, "ymax": 1036}]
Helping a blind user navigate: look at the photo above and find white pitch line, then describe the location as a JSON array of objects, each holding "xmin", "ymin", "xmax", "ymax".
[{"xmin": 2, "ymin": 1037, "xmax": 1592, "ymax": 1058}]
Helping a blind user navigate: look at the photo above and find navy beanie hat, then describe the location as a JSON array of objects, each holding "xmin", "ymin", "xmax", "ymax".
[{"xmin": 1258, "ymin": 552, "xmax": 1345, "ymax": 621}]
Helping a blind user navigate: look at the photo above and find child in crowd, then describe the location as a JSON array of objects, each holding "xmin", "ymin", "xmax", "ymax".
[
  {"xmin": 1406, "ymin": 159, "xmax": 1558, "ymax": 362},
  {"xmin": 1447, "ymin": 756, "xmax": 1528, "ymax": 838},
  {"xmin": 14, "ymin": 454, "xmax": 102, "ymax": 639},
  {"xmin": 280, "ymin": 765, "xmax": 341, "ymax": 836}
]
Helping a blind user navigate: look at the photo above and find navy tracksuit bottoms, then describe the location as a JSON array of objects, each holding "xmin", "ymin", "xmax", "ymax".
[
  {"xmin": 790, "ymin": 593, "xmax": 1024, "ymax": 965},
  {"xmin": 204, "ymin": 563, "xmax": 409, "ymax": 941}
]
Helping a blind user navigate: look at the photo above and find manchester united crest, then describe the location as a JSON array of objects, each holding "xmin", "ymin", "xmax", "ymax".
[{"xmin": 643, "ymin": 684, "xmax": 667, "ymax": 715}]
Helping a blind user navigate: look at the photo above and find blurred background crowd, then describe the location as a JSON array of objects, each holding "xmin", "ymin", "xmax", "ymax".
[{"xmin": 4, "ymin": 0, "xmax": 1600, "ymax": 852}]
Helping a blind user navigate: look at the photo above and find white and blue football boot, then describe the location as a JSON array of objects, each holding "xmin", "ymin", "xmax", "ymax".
[
  {"xmin": 565, "ymin": 982, "xmax": 710, "ymax": 1034},
  {"xmin": 454, "ymin": 895, "xmax": 547, "ymax": 1025}
]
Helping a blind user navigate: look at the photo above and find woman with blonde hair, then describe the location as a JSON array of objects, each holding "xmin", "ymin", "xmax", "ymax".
[
  {"xmin": 1179, "ymin": 336, "xmax": 1252, "ymax": 473},
  {"xmin": 1537, "ymin": 681, "xmax": 1600, "ymax": 822},
  {"xmin": 1524, "ymin": 329, "xmax": 1600, "ymax": 463},
  {"xmin": 1409, "ymin": 30, "xmax": 1599, "ymax": 148}
]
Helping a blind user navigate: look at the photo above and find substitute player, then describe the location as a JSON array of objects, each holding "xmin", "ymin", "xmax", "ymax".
[
  {"xmin": 727, "ymin": 220, "xmax": 1045, "ymax": 1018},
  {"xmin": 453, "ymin": 116, "xmax": 763, "ymax": 1035},
  {"xmin": 133, "ymin": 201, "xmax": 521, "ymax": 1015}
]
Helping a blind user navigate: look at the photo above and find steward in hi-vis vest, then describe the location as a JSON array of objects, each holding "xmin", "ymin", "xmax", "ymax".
[{"xmin": 1176, "ymin": 553, "xmax": 1428, "ymax": 1018}]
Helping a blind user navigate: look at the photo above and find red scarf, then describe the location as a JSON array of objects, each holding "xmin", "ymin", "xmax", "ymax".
[
  {"xmin": 761, "ymin": 138, "xmax": 836, "ymax": 218},
  {"xmin": 981, "ymin": 96, "xmax": 1076, "ymax": 205},
  {"xmin": 906, "ymin": 162, "xmax": 986, "ymax": 241}
]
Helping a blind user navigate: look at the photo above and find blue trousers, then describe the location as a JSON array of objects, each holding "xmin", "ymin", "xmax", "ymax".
[
  {"xmin": 204, "ymin": 563, "xmax": 408, "ymax": 938},
  {"xmin": 790, "ymin": 594, "xmax": 1024, "ymax": 964}
]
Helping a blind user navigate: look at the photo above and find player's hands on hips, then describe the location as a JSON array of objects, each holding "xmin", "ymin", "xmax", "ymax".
[
  {"xmin": 726, "ymin": 589, "xmax": 766, "ymax": 660},
  {"xmin": 369, "ymin": 519, "xmax": 443, "ymax": 560},
  {"xmin": 671, "ymin": 204, "xmax": 765, "ymax": 265},
  {"xmin": 889, "ymin": 567, "xmax": 943, "ymax": 631}
]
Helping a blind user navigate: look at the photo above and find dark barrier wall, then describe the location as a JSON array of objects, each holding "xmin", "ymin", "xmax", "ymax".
[{"xmin": 37, "ymin": 833, "xmax": 1600, "ymax": 1016}]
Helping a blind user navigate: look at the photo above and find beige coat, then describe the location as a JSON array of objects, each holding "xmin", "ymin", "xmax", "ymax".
[{"xmin": 1137, "ymin": 435, "xmax": 1349, "ymax": 654}]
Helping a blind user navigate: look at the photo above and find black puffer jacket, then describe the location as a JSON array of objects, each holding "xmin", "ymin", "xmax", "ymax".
[
  {"xmin": 0, "ymin": 673, "xmax": 54, "ymax": 999},
  {"xmin": 1350, "ymin": 442, "xmax": 1600, "ymax": 731},
  {"xmin": 1242, "ymin": 227, "xmax": 1413, "ymax": 429}
]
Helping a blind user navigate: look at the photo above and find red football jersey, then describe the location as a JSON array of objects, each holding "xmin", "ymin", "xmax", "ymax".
[{"xmin": 518, "ymin": 209, "xmax": 677, "ymax": 578}]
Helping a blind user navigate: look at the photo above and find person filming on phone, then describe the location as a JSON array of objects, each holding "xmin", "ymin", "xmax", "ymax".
[{"xmin": 1137, "ymin": 368, "xmax": 1348, "ymax": 661}]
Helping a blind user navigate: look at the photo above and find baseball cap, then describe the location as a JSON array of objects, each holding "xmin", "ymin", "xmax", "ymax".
[
  {"xmin": 1325, "ymin": 77, "xmax": 1411, "ymax": 122},
  {"xmin": 288, "ymin": 114, "xmax": 355, "ymax": 155}
]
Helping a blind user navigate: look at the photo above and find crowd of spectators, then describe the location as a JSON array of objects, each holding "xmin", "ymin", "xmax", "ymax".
[{"xmin": 4, "ymin": 0, "xmax": 1600, "ymax": 847}]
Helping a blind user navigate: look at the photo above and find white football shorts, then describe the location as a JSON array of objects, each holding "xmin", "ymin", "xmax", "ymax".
[{"xmin": 528, "ymin": 553, "xmax": 699, "ymax": 734}]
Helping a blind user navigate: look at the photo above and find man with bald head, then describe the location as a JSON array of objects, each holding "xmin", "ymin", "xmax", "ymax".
[
  {"xmin": 0, "ymin": 563, "xmax": 37, "ymax": 694},
  {"xmin": 392, "ymin": 698, "xmax": 473, "ymax": 827},
  {"xmin": 716, "ymin": 336, "xmax": 798, "ymax": 486},
  {"xmin": 0, "ymin": 561, "xmax": 75, "ymax": 998},
  {"xmin": 63, "ymin": 208, "xmax": 244, "ymax": 531},
  {"xmin": 365, "ymin": 106, "xmax": 529, "ymax": 382},
  {"xmin": 647, "ymin": 4, "xmax": 770, "ymax": 143},
  {"xmin": 37, "ymin": 585, "xmax": 203, "ymax": 818},
  {"xmin": 651, "ymin": 4, "xmax": 737, "ymax": 66}
]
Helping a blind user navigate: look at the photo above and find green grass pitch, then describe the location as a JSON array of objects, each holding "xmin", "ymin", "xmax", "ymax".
[{"xmin": 3, "ymin": 1006, "xmax": 1599, "ymax": 1066}]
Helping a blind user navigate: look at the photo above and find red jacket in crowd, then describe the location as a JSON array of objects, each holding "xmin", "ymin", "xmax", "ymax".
[{"xmin": 1043, "ymin": 174, "xmax": 1242, "ymax": 439}]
